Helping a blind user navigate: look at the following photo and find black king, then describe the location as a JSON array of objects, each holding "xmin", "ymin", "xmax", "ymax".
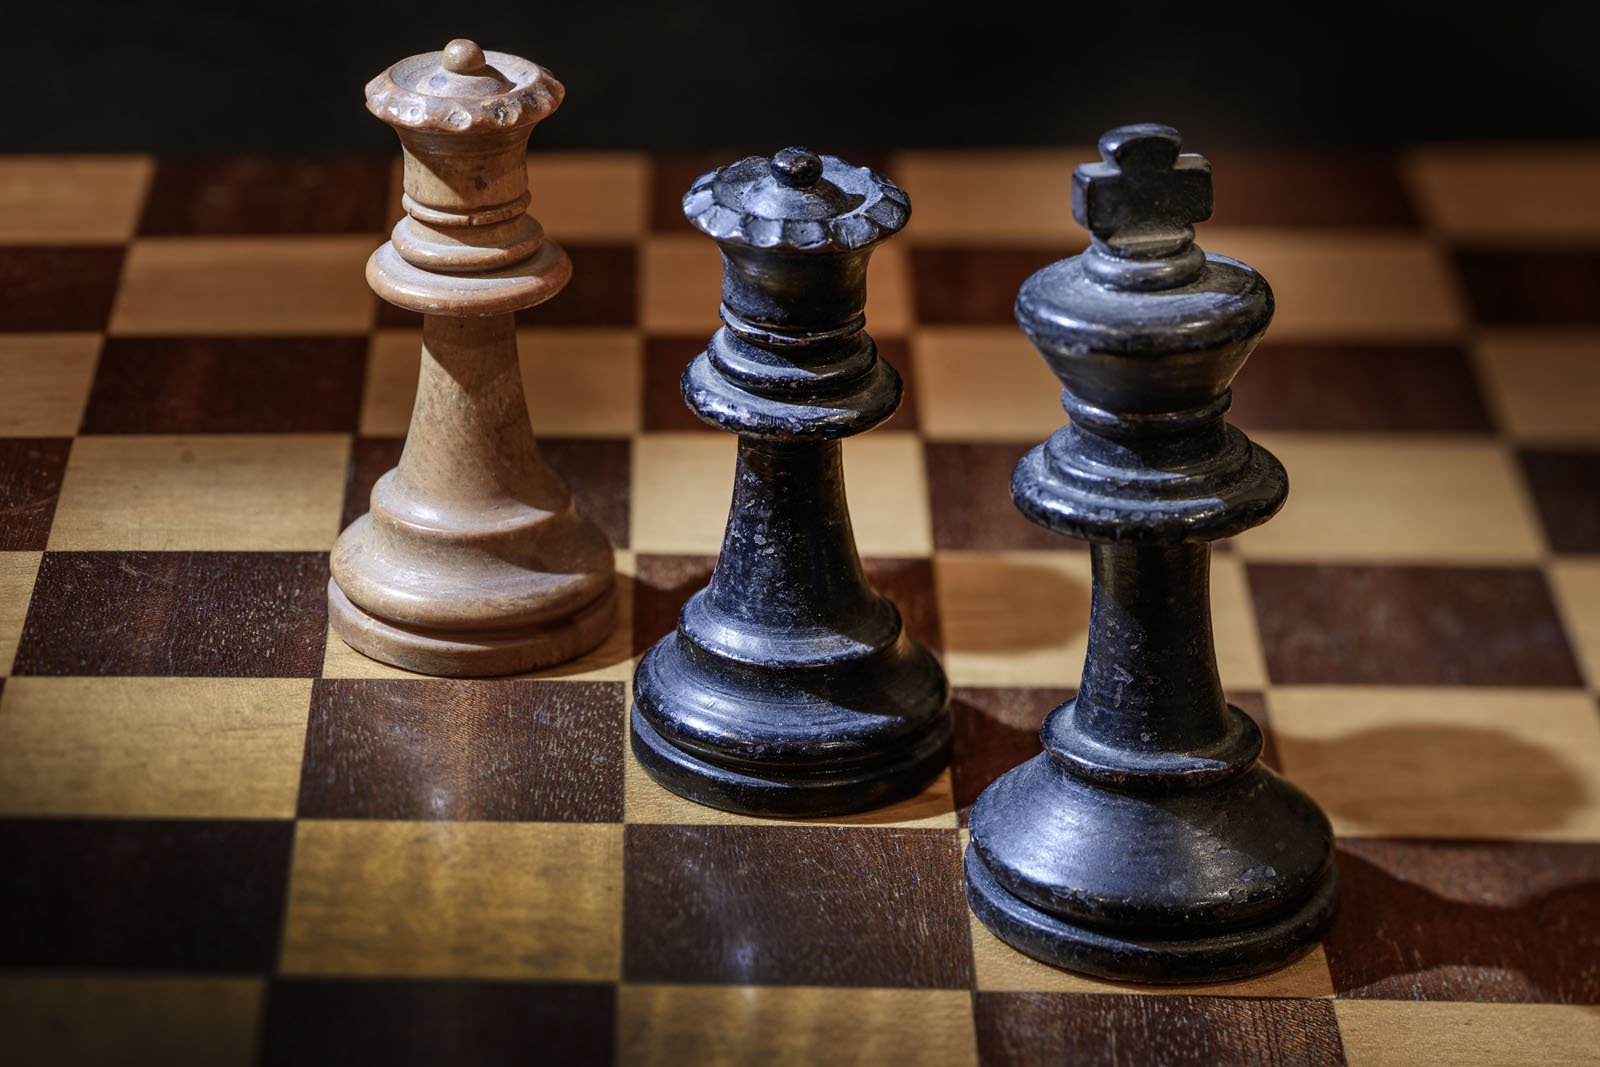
[
  {"xmin": 631, "ymin": 148, "xmax": 951, "ymax": 817},
  {"xmin": 964, "ymin": 125, "xmax": 1339, "ymax": 982}
]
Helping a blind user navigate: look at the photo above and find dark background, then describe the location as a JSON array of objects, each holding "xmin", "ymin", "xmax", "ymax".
[{"xmin": 9, "ymin": 0, "xmax": 1599, "ymax": 154}]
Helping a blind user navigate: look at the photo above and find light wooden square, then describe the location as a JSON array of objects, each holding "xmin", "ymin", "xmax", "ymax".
[
  {"xmin": 1212, "ymin": 554, "xmax": 1269, "ymax": 690},
  {"xmin": 1550, "ymin": 559, "xmax": 1600, "ymax": 691},
  {"xmin": 49, "ymin": 434, "xmax": 349, "ymax": 551},
  {"xmin": 0, "ymin": 156, "xmax": 153, "ymax": 242},
  {"xmin": 111, "ymin": 237, "xmax": 375, "ymax": 335},
  {"xmin": 969, "ymin": 909, "xmax": 1334, "ymax": 997},
  {"xmin": 1475, "ymin": 330, "xmax": 1600, "ymax": 444},
  {"xmin": 888, "ymin": 150, "xmax": 1090, "ymax": 244},
  {"xmin": 1335, "ymin": 1001, "xmax": 1600, "ymax": 1067},
  {"xmin": 0, "ymin": 678, "xmax": 310, "ymax": 818},
  {"xmin": 1269, "ymin": 686, "xmax": 1600, "ymax": 841},
  {"xmin": 1200, "ymin": 228, "xmax": 1463, "ymax": 341},
  {"xmin": 617, "ymin": 985, "xmax": 978, "ymax": 1067},
  {"xmin": 1233, "ymin": 435, "xmax": 1543, "ymax": 563},
  {"xmin": 935, "ymin": 551, "xmax": 1091, "ymax": 687},
  {"xmin": 528, "ymin": 152, "xmax": 649, "ymax": 240},
  {"xmin": 844, "ymin": 433, "xmax": 933, "ymax": 556},
  {"xmin": 0, "ymin": 975, "xmax": 260, "ymax": 1067},
  {"xmin": 360, "ymin": 328, "xmax": 642, "ymax": 437},
  {"xmin": 281, "ymin": 820, "xmax": 622, "ymax": 980},
  {"xmin": 913, "ymin": 327, "xmax": 1065, "ymax": 441},
  {"xmin": 640, "ymin": 234, "xmax": 912, "ymax": 336},
  {"xmin": 323, "ymin": 551, "xmax": 637, "ymax": 684},
  {"xmin": 1407, "ymin": 145, "xmax": 1600, "ymax": 243},
  {"xmin": 630, "ymin": 433, "xmax": 736, "ymax": 553},
  {"xmin": 0, "ymin": 552, "xmax": 41, "ymax": 674},
  {"xmin": 0, "ymin": 334, "xmax": 99, "ymax": 436}
]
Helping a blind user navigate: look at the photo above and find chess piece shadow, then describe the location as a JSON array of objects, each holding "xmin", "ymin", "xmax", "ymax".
[
  {"xmin": 936, "ymin": 558, "xmax": 1092, "ymax": 657},
  {"xmin": 1285, "ymin": 721, "xmax": 1590, "ymax": 838},
  {"xmin": 1326, "ymin": 847, "xmax": 1600, "ymax": 1002}
]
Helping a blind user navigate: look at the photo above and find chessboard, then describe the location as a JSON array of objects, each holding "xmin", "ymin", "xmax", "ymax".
[{"xmin": 0, "ymin": 147, "xmax": 1597, "ymax": 1067}]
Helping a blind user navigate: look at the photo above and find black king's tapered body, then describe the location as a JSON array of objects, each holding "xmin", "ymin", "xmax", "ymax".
[
  {"xmin": 631, "ymin": 148, "xmax": 951, "ymax": 816},
  {"xmin": 964, "ymin": 125, "xmax": 1338, "ymax": 982}
]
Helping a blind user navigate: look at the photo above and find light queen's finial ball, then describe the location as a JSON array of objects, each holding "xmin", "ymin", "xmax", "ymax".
[{"xmin": 442, "ymin": 39, "xmax": 487, "ymax": 73}]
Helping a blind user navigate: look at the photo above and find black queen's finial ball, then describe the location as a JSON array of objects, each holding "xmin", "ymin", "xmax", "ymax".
[{"xmin": 770, "ymin": 146, "xmax": 825, "ymax": 189}]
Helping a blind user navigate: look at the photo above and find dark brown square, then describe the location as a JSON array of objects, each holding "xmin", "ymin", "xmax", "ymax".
[
  {"xmin": 1326, "ymin": 838, "xmax": 1600, "ymax": 1003},
  {"xmin": 261, "ymin": 979, "xmax": 614, "ymax": 1067},
  {"xmin": 0, "ymin": 438, "xmax": 71, "ymax": 550},
  {"xmin": 0, "ymin": 818, "xmax": 292, "ymax": 970},
  {"xmin": 1455, "ymin": 250, "xmax": 1600, "ymax": 325},
  {"xmin": 299, "ymin": 679, "xmax": 625, "ymax": 822},
  {"xmin": 541, "ymin": 437, "xmax": 632, "ymax": 550},
  {"xmin": 1519, "ymin": 450, "xmax": 1600, "ymax": 554},
  {"xmin": 517, "ymin": 244, "xmax": 637, "ymax": 328},
  {"xmin": 974, "ymin": 992, "xmax": 1346, "ymax": 1067},
  {"xmin": 623, "ymin": 824, "xmax": 973, "ymax": 988},
  {"xmin": 1248, "ymin": 564, "xmax": 1582, "ymax": 686},
  {"xmin": 1229, "ymin": 343, "xmax": 1492, "ymax": 433},
  {"xmin": 12, "ymin": 551, "xmax": 328, "ymax": 677},
  {"xmin": 950, "ymin": 688, "xmax": 1273, "ymax": 825},
  {"xmin": 138, "ymin": 158, "xmax": 394, "ymax": 235},
  {"xmin": 926, "ymin": 442, "xmax": 1080, "ymax": 551},
  {"xmin": 81, "ymin": 337, "xmax": 367, "ymax": 434},
  {"xmin": 0, "ymin": 247, "xmax": 123, "ymax": 331},
  {"xmin": 643, "ymin": 336, "xmax": 708, "ymax": 431},
  {"xmin": 631, "ymin": 554, "xmax": 937, "ymax": 658},
  {"xmin": 1205, "ymin": 151, "xmax": 1417, "ymax": 227},
  {"xmin": 340, "ymin": 437, "xmax": 629, "ymax": 550},
  {"xmin": 910, "ymin": 247, "xmax": 1079, "ymax": 326}
]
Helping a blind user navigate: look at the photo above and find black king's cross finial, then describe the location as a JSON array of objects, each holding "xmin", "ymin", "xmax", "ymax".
[{"xmin": 1072, "ymin": 123, "xmax": 1214, "ymax": 290}]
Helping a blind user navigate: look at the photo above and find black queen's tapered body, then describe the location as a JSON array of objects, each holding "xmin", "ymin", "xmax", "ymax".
[
  {"xmin": 964, "ymin": 125, "xmax": 1338, "ymax": 982},
  {"xmin": 630, "ymin": 148, "xmax": 951, "ymax": 816}
]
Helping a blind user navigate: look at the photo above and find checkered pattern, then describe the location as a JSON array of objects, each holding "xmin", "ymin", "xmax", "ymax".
[{"xmin": 1, "ymin": 148, "xmax": 1599, "ymax": 1066}]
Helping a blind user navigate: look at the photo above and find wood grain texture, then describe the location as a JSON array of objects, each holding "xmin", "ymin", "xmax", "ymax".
[
  {"xmin": 911, "ymin": 248, "xmax": 1073, "ymax": 325},
  {"xmin": 0, "ymin": 550, "xmax": 40, "ymax": 673},
  {"xmin": 926, "ymin": 442, "xmax": 1081, "ymax": 551},
  {"xmin": 912, "ymin": 328, "xmax": 1067, "ymax": 441},
  {"xmin": 1475, "ymin": 331, "xmax": 1600, "ymax": 444},
  {"xmin": 0, "ymin": 438, "xmax": 70, "ymax": 550},
  {"xmin": 280, "ymin": 820, "xmax": 622, "ymax": 980},
  {"xmin": 1270, "ymin": 688, "xmax": 1600, "ymax": 841},
  {"xmin": 1334, "ymin": 1001, "xmax": 1600, "ymax": 1066},
  {"xmin": 297, "ymin": 679, "xmax": 624, "ymax": 821},
  {"xmin": 48, "ymin": 434, "xmax": 349, "ymax": 551},
  {"xmin": 82, "ymin": 336, "xmax": 367, "ymax": 434},
  {"xmin": 1230, "ymin": 343, "xmax": 1491, "ymax": 433},
  {"xmin": 0, "ymin": 156, "xmax": 152, "ymax": 242},
  {"xmin": 12, "ymin": 551, "xmax": 329, "ymax": 677},
  {"xmin": 262, "ymin": 978, "xmax": 614, "ymax": 1067},
  {"xmin": 0, "ymin": 677, "xmax": 311, "ymax": 818},
  {"xmin": 1325, "ymin": 838, "xmax": 1600, "ymax": 1002},
  {"xmin": 623, "ymin": 824, "xmax": 973, "ymax": 988},
  {"xmin": 618, "ymin": 986, "xmax": 978, "ymax": 1067},
  {"xmin": 137, "ymin": 158, "xmax": 393, "ymax": 235},
  {"xmin": 974, "ymin": 992, "xmax": 1347, "ymax": 1067},
  {"xmin": 0, "ymin": 335, "xmax": 100, "ymax": 436},
  {"xmin": 0, "ymin": 975, "xmax": 261, "ymax": 1067},
  {"xmin": 0, "ymin": 247, "xmax": 124, "ymax": 331},
  {"xmin": 1248, "ymin": 564, "xmax": 1583, "ymax": 686},
  {"xmin": 0, "ymin": 818, "xmax": 293, "ymax": 969}
]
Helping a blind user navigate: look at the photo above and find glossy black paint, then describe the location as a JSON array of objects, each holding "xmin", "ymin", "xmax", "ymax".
[
  {"xmin": 964, "ymin": 125, "xmax": 1339, "ymax": 983},
  {"xmin": 631, "ymin": 148, "xmax": 951, "ymax": 816}
]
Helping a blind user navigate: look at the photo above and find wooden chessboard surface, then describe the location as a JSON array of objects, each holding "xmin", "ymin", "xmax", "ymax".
[{"xmin": 1, "ymin": 148, "xmax": 1599, "ymax": 1066}]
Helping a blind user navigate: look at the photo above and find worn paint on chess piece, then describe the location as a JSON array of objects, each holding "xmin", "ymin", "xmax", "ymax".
[
  {"xmin": 630, "ymin": 148, "xmax": 952, "ymax": 816},
  {"xmin": 328, "ymin": 40, "xmax": 616, "ymax": 676},
  {"xmin": 964, "ymin": 124, "xmax": 1339, "ymax": 983}
]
